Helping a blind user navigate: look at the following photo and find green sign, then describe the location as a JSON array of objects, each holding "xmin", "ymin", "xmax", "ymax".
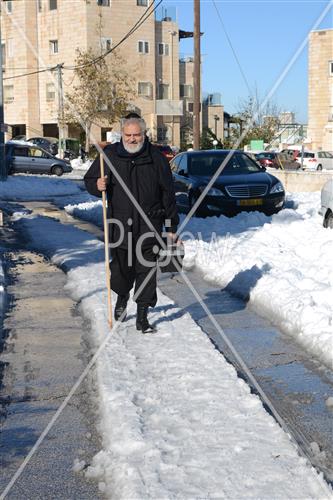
[{"xmin": 250, "ymin": 140, "xmax": 264, "ymax": 151}]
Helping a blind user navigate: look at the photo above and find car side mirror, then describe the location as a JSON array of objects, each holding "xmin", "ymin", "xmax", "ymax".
[
  {"xmin": 178, "ymin": 169, "xmax": 187, "ymax": 176},
  {"xmin": 261, "ymin": 166, "xmax": 266, "ymax": 171}
]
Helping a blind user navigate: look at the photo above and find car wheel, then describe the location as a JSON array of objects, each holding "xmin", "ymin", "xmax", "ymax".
[
  {"xmin": 316, "ymin": 164, "xmax": 323, "ymax": 171},
  {"xmin": 52, "ymin": 165, "xmax": 64, "ymax": 176},
  {"xmin": 324, "ymin": 211, "xmax": 333, "ymax": 229}
]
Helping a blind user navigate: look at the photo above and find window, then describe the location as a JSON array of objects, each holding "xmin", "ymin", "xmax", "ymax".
[
  {"xmin": 5, "ymin": 1, "xmax": 13, "ymax": 14},
  {"xmin": 97, "ymin": 0, "xmax": 110, "ymax": 5},
  {"xmin": 38, "ymin": 0, "xmax": 43, "ymax": 12},
  {"xmin": 329, "ymin": 61, "xmax": 333, "ymax": 76},
  {"xmin": 4, "ymin": 85, "xmax": 14, "ymax": 103},
  {"xmin": 137, "ymin": 0, "xmax": 148, "ymax": 5},
  {"xmin": 138, "ymin": 81, "xmax": 152, "ymax": 98},
  {"xmin": 49, "ymin": 0, "xmax": 57, "ymax": 10},
  {"xmin": 170, "ymin": 154, "xmax": 182, "ymax": 171},
  {"xmin": 180, "ymin": 84, "xmax": 193, "ymax": 98},
  {"xmin": 13, "ymin": 147, "xmax": 29, "ymax": 157},
  {"xmin": 7, "ymin": 39, "xmax": 14, "ymax": 58},
  {"xmin": 138, "ymin": 40, "xmax": 149, "ymax": 54},
  {"xmin": 158, "ymin": 43, "xmax": 169, "ymax": 56},
  {"xmin": 49, "ymin": 40, "xmax": 58, "ymax": 54},
  {"xmin": 177, "ymin": 154, "xmax": 188, "ymax": 175},
  {"xmin": 158, "ymin": 83, "xmax": 169, "ymax": 100},
  {"xmin": 188, "ymin": 102, "xmax": 193, "ymax": 112},
  {"xmin": 101, "ymin": 37, "xmax": 112, "ymax": 52},
  {"xmin": 29, "ymin": 148, "xmax": 48, "ymax": 158},
  {"xmin": 46, "ymin": 83, "xmax": 55, "ymax": 101},
  {"xmin": 1, "ymin": 43, "xmax": 5, "ymax": 69},
  {"xmin": 157, "ymin": 127, "xmax": 168, "ymax": 142}
]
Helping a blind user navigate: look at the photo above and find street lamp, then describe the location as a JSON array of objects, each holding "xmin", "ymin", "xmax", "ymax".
[
  {"xmin": 212, "ymin": 139, "xmax": 218, "ymax": 150},
  {"xmin": 214, "ymin": 114, "xmax": 220, "ymax": 138}
]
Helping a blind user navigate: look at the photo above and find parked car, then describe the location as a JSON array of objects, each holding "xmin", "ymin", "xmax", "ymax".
[
  {"xmin": 255, "ymin": 151, "xmax": 300, "ymax": 170},
  {"xmin": 154, "ymin": 144, "xmax": 175, "ymax": 162},
  {"xmin": 319, "ymin": 178, "xmax": 333, "ymax": 228},
  {"xmin": 170, "ymin": 150, "xmax": 285, "ymax": 216},
  {"xmin": 27, "ymin": 136, "xmax": 81, "ymax": 160},
  {"xmin": 5, "ymin": 141, "xmax": 72, "ymax": 176},
  {"xmin": 27, "ymin": 136, "xmax": 59, "ymax": 155},
  {"xmin": 295, "ymin": 150, "xmax": 333, "ymax": 171}
]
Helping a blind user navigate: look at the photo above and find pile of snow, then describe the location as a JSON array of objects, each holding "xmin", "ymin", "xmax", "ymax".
[
  {"xmin": 70, "ymin": 158, "xmax": 92, "ymax": 171},
  {"xmin": 65, "ymin": 199, "xmax": 103, "ymax": 226},
  {"xmin": 12, "ymin": 210, "xmax": 330, "ymax": 499},
  {"xmin": 182, "ymin": 192, "xmax": 333, "ymax": 368},
  {"xmin": 0, "ymin": 176, "xmax": 82, "ymax": 200},
  {"xmin": 64, "ymin": 192, "xmax": 333, "ymax": 368}
]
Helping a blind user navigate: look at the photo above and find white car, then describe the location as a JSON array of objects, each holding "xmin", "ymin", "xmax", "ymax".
[
  {"xmin": 297, "ymin": 150, "xmax": 333, "ymax": 171},
  {"xmin": 319, "ymin": 178, "xmax": 333, "ymax": 228}
]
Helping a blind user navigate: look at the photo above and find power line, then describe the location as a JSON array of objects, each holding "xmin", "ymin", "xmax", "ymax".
[
  {"xmin": 3, "ymin": 66, "xmax": 56, "ymax": 81},
  {"xmin": 212, "ymin": 0, "xmax": 252, "ymax": 95}
]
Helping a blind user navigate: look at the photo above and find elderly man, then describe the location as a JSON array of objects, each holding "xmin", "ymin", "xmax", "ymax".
[{"xmin": 84, "ymin": 114, "xmax": 179, "ymax": 333}]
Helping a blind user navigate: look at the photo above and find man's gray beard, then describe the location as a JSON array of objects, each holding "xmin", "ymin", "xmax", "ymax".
[{"xmin": 123, "ymin": 141, "xmax": 144, "ymax": 154}]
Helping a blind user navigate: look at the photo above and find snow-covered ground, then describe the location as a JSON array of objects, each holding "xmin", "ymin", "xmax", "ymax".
[
  {"xmin": 0, "ymin": 175, "xmax": 82, "ymax": 200},
  {"xmin": 1, "ymin": 176, "xmax": 332, "ymax": 498},
  {"xmin": 65, "ymin": 190, "xmax": 333, "ymax": 369}
]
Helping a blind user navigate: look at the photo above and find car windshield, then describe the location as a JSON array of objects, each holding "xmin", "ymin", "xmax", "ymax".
[{"xmin": 188, "ymin": 152, "xmax": 262, "ymax": 176}]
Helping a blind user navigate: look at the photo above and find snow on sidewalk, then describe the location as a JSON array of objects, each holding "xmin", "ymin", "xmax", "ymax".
[
  {"xmin": 0, "ymin": 175, "xmax": 82, "ymax": 200},
  {"xmin": 65, "ymin": 191, "xmax": 333, "ymax": 369},
  {"xmin": 12, "ymin": 210, "xmax": 331, "ymax": 499}
]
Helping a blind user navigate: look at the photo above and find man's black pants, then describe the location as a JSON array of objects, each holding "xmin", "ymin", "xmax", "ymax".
[{"xmin": 110, "ymin": 246, "xmax": 158, "ymax": 307}]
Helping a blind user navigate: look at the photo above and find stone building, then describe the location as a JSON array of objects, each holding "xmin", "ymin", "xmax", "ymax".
[
  {"xmin": 307, "ymin": 29, "xmax": 333, "ymax": 151},
  {"xmin": 202, "ymin": 93, "xmax": 224, "ymax": 143},
  {"xmin": 1, "ymin": 0, "xmax": 190, "ymax": 146}
]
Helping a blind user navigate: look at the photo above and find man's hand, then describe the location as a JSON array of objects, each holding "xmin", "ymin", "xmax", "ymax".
[
  {"xmin": 167, "ymin": 232, "xmax": 182, "ymax": 245},
  {"xmin": 97, "ymin": 176, "xmax": 108, "ymax": 192}
]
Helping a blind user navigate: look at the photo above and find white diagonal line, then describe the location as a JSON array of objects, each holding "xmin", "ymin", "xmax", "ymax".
[{"xmin": 177, "ymin": 0, "xmax": 333, "ymax": 236}]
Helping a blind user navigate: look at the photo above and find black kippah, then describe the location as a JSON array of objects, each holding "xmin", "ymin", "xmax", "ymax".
[{"xmin": 124, "ymin": 112, "xmax": 141, "ymax": 119}]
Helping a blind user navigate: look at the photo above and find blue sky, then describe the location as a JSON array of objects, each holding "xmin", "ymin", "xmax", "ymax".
[{"xmin": 160, "ymin": 1, "xmax": 332, "ymax": 123}]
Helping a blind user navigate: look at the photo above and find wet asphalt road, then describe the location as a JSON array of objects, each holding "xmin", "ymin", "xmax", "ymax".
[{"xmin": 0, "ymin": 220, "xmax": 101, "ymax": 499}]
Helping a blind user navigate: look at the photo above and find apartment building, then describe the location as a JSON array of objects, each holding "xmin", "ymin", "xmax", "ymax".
[
  {"xmin": 1, "ymin": 0, "xmax": 187, "ymax": 146},
  {"xmin": 307, "ymin": 29, "xmax": 333, "ymax": 151}
]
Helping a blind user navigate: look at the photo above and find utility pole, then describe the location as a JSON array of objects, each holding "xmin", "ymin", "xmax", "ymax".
[
  {"xmin": 56, "ymin": 63, "xmax": 65, "ymax": 159},
  {"xmin": 193, "ymin": 0, "xmax": 201, "ymax": 150},
  {"xmin": 0, "ymin": 2, "xmax": 7, "ymax": 180}
]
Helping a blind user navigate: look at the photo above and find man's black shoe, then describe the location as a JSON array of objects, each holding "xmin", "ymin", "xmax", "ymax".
[
  {"xmin": 136, "ymin": 304, "xmax": 156, "ymax": 333},
  {"xmin": 114, "ymin": 293, "xmax": 129, "ymax": 322}
]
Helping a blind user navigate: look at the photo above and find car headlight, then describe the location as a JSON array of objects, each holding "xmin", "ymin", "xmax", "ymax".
[
  {"xmin": 198, "ymin": 186, "xmax": 224, "ymax": 196},
  {"xmin": 270, "ymin": 182, "xmax": 284, "ymax": 194}
]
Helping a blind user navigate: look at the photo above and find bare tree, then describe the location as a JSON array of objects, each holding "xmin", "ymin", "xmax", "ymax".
[
  {"xmin": 64, "ymin": 49, "xmax": 135, "ymax": 151},
  {"xmin": 226, "ymin": 89, "xmax": 283, "ymax": 148}
]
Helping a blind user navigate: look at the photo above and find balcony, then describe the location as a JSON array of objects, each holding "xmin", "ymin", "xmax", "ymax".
[{"xmin": 156, "ymin": 100, "xmax": 183, "ymax": 116}]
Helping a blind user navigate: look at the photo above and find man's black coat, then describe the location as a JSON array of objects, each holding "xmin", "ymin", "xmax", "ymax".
[{"xmin": 84, "ymin": 138, "xmax": 179, "ymax": 249}]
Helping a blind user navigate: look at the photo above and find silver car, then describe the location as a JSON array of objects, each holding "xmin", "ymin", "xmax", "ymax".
[
  {"xmin": 319, "ymin": 178, "xmax": 333, "ymax": 228},
  {"xmin": 5, "ymin": 141, "xmax": 72, "ymax": 176},
  {"xmin": 298, "ymin": 150, "xmax": 333, "ymax": 171}
]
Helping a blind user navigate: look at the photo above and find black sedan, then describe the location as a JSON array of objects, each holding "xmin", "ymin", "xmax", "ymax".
[{"xmin": 170, "ymin": 150, "xmax": 285, "ymax": 216}]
